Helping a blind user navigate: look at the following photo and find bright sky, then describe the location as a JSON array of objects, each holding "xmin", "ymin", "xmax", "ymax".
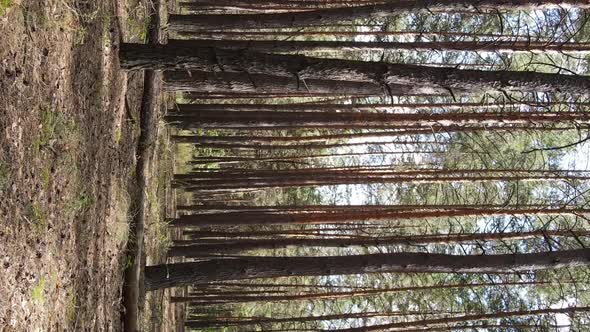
[
  {"xmin": 560, "ymin": 139, "xmax": 590, "ymax": 171},
  {"xmin": 552, "ymin": 297, "xmax": 578, "ymax": 332}
]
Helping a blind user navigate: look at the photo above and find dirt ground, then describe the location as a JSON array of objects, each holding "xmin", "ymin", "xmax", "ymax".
[{"xmin": 0, "ymin": 0, "xmax": 174, "ymax": 330}]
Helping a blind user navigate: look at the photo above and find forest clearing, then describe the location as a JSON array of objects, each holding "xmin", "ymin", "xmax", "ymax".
[{"xmin": 3, "ymin": 0, "xmax": 590, "ymax": 331}]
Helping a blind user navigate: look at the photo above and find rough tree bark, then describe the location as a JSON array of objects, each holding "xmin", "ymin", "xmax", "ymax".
[
  {"xmin": 164, "ymin": 109, "xmax": 590, "ymax": 129},
  {"xmin": 171, "ymin": 206, "xmax": 589, "ymax": 226},
  {"xmin": 173, "ymin": 280, "xmax": 560, "ymax": 304},
  {"xmin": 144, "ymin": 248, "xmax": 590, "ymax": 290},
  {"xmin": 172, "ymin": 169, "xmax": 590, "ymax": 190},
  {"xmin": 164, "ymin": 70, "xmax": 386, "ymax": 95},
  {"xmin": 172, "ymin": 101, "xmax": 583, "ymax": 113},
  {"xmin": 331, "ymin": 306, "xmax": 590, "ymax": 332},
  {"xmin": 168, "ymin": 0, "xmax": 590, "ymax": 30},
  {"xmin": 166, "ymin": 39, "xmax": 590, "ymax": 54},
  {"xmin": 121, "ymin": 45, "xmax": 590, "ymax": 95},
  {"xmin": 169, "ymin": 230, "xmax": 590, "ymax": 256}
]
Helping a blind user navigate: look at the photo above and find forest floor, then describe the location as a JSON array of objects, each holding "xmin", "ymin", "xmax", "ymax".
[{"xmin": 0, "ymin": 0, "xmax": 176, "ymax": 330}]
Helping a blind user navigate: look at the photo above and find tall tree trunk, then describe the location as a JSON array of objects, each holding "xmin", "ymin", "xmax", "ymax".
[
  {"xmin": 173, "ymin": 132, "xmax": 445, "ymax": 145},
  {"xmin": 180, "ymin": 167, "xmax": 587, "ymax": 177},
  {"xmin": 121, "ymin": 45, "xmax": 590, "ymax": 95},
  {"xmin": 330, "ymin": 306, "xmax": 590, "ymax": 332},
  {"xmin": 184, "ymin": 312, "xmax": 387, "ymax": 329},
  {"xmin": 200, "ymin": 281, "xmax": 377, "ymax": 291},
  {"xmin": 180, "ymin": 0, "xmax": 388, "ymax": 12},
  {"xmin": 183, "ymin": 91, "xmax": 385, "ymax": 98},
  {"xmin": 171, "ymin": 206, "xmax": 588, "ymax": 226},
  {"xmin": 187, "ymin": 151, "xmax": 473, "ymax": 165},
  {"xmin": 164, "ymin": 70, "xmax": 392, "ymax": 96},
  {"xmin": 172, "ymin": 101, "xmax": 582, "ymax": 113},
  {"xmin": 172, "ymin": 280, "xmax": 559, "ymax": 303},
  {"xmin": 181, "ymin": 227, "xmax": 392, "ymax": 239},
  {"xmin": 168, "ymin": 0, "xmax": 590, "ymax": 30},
  {"xmin": 173, "ymin": 169, "xmax": 589, "ymax": 190},
  {"xmin": 169, "ymin": 230, "xmax": 590, "ymax": 256},
  {"xmin": 144, "ymin": 248, "xmax": 590, "ymax": 290},
  {"xmin": 167, "ymin": 39, "xmax": 590, "ymax": 54},
  {"xmin": 164, "ymin": 109, "xmax": 590, "ymax": 129},
  {"xmin": 177, "ymin": 203, "xmax": 528, "ymax": 212},
  {"xmin": 179, "ymin": 29, "xmax": 544, "ymax": 41},
  {"xmin": 171, "ymin": 137, "xmax": 448, "ymax": 149},
  {"xmin": 401, "ymin": 323, "xmax": 573, "ymax": 332},
  {"xmin": 172, "ymin": 124, "xmax": 571, "ymax": 145}
]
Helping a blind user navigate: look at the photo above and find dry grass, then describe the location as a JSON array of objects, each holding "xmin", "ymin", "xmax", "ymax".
[
  {"xmin": 0, "ymin": 0, "xmax": 154, "ymax": 330},
  {"xmin": 140, "ymin": 115, "xmax": 178, "ymax": 332}
]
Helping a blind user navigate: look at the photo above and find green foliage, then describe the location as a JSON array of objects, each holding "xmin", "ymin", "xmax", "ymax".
[
  {"xmin": 33, "ymin": 109, "xmax": 79, "ymax": 156},
  {"xmin": 0, "ymin": 161, "xmax": 10, "ymax": 191},
  {"xmin": 0, "ymin": 0, "xmax": 11, "ymax": 16},
  {"xmin": 65, "ymin": 292, "xmax": 77, "ymax": 322},
  {"xmin": 30, "ymin": 276, "xmax": 46, "ymax": 305},
  {"xmin": 67, "ymin": 191, "xmax": 94, "ymax": 215},
  {"xmin": 26, "ymin": 201, "xmax": 48, "ymax": 235}
]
